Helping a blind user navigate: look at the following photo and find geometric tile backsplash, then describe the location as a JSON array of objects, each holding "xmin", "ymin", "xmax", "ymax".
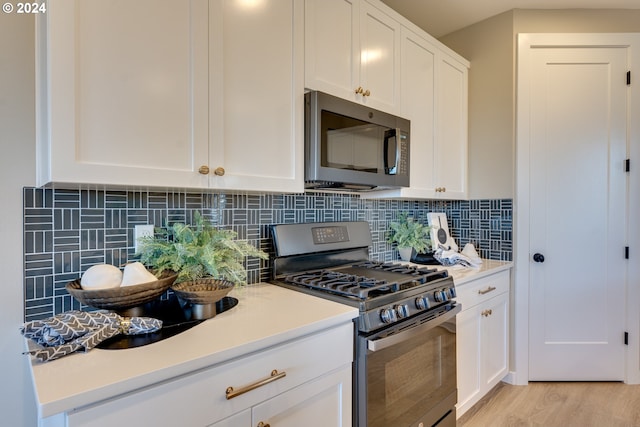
[{"xmin": 23, "ymin": 187, "xmax": 512, "ymax": 321}]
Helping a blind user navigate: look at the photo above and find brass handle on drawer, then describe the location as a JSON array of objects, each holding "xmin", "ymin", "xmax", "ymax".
[
  {"xmin": 355, "ymin": 86, "xmax": 364, "ymax": 94},
  {"xmin": 214, "ymin": 167, "xmax": 225, "ymax": 176},
  {"xmin": 481, "ymin": 309, "xmax": 493, "ymax": 317},
  {"xmin": 363, "ymin": 89, "xmax": 370, "ymax": 96},
  {"xmin": 478, "ymin": 286, "xmax": 497, "ymax": 295},
  {"xmin": 225, "ymin": 369, "xmax": 286, "ymax": 400},
  {"xmin": 257, "ymin": 423, "xmax": 270, "ymax": 427},
  {"xmin": 198, "ymin": 165, "xmax": 210, "ymax": 175}
]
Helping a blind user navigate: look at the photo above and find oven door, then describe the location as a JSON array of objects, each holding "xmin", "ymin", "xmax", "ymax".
[{"xmin": 355, "ymin": 304, "xmax": 461, "ymax": 427}]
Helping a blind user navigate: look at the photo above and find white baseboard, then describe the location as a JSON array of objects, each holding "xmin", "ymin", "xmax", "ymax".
[{"xmin": 502, "ymin": 371, "xmax": 517, "ymax": 385}]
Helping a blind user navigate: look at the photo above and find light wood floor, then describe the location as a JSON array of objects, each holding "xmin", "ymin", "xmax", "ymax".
[{"xmin": 458, "ymin": 382, "xmax": 640, "ymax": 427}]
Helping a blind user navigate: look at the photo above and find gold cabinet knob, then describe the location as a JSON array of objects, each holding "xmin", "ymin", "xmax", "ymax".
[
  {"xmin": 363, "ymin": 89, "xmax": 370, "ymax": 96},
  {"xmin": 198, "ymin": 165, "xmax": 210, "ymax": 175},
  {"xmin": 214, "ymin": 167, "xmax": 225, "ymax": 176},
  {"xmin": 257, "ymin": 423, "xmax": 270, "ymax": 427},
  {"xmin": 442, "ymin": 187, "xmax": 446, "ymax": 192},
  {"xmin": 355, "ymin": 86, "xmax": 364, "ymax": 95}
]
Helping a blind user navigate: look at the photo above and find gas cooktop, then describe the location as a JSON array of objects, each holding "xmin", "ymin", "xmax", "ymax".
[
  {"xmin": 270, "ymin": 221, "xmax": 457, "ymax": 333},
  {"xmin": 283, "ymin": 262, "xmax": 449, "ymax": 300}
]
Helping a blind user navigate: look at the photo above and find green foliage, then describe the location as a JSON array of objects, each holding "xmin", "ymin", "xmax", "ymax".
[
  {"xmin": 138, "ymin": 211, "xmax": 268, "ymax": 285},
  {"xmin": 387, "ymin": 212, "xmax": 431, "ymax": 253}
]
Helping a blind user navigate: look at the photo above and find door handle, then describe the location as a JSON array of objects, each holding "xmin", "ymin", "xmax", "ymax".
[
  {"xmin": 383, "ymin": 129, "xmax": 399, "ymax": 175},
  {"xmin": 478, "ymin": 286, "xmax": 496, "ymax": 295},
  {"xmin": 225, "ymin": 369, "xmax": 286, "ymax": 400},
  {"xmin": 533, "ymin": 253, "xmax": 545, "ymax": 263}
]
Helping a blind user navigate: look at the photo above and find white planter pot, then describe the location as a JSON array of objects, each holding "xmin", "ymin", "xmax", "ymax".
[{"xmin": 398, "ymin": 247, "xmax": 413, "ymax": 261}]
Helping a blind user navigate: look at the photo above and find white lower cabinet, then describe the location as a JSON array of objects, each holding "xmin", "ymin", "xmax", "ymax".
[
  {"xmin": 210, "ymin": 367, "xmax": 351, "ymax": 427},
  {"xmin": 209, "ymin": 410, "xmax": 251, "ymax": 427},
  {"xmin": 456, "ymin": 269, "xmax": 510, "ymax": 418},
  {"xmin": 63, "ymin": 324, "xmax": 353, "ymax": 427}
]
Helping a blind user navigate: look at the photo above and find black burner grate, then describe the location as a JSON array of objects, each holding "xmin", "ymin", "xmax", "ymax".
[
  {"xmin": 353, "ymin": 261, "xmax": 448, "ymax": 283},
  {"xmin": 285, "ymin": 269, "xmax": 400, "ymax": 300}
]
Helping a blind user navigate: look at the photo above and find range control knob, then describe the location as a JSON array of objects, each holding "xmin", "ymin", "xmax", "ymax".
[
  {"xmin": 434, "ymin": 289, "xmax": 449, "ymax": 303},
  {"xmin": 395, "ymin": 304, "xmax": 410, "ymax": 319},
  {"xmin": 380, "ymin": 308, "xmax": 398, "ymax": 324},
  {"xmin": 448, "ymin": 287, "xmax": 457, "ymax": 298},
  {"xmin": 415, "ymin": 296, "xmax": 430, "ymax": 310}
]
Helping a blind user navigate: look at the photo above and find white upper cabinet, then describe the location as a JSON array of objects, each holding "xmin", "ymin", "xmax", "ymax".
[
  {"xmin": 36, "ymin": 0, "xmax": 210, "ymax": 188},
  {"xmin": 36, "ymin": 0, "xmax": 303, "ymax": 193},
  {"xmin": 435, "ymin": 53, "xmax": 468, "ymax": 199},
  {"xmin": 208, "ymin": 0, "xmax": 303, "ymax": 193},
  {"xmin": 358, "ymin": 2, "xmax": 401, "ymax": 113},
  {"xmin": 305, "ymin": 0, "xmax": 401, "ymax": 114},
  {"xmin": 363, "ymin": 25, "xmax": 469, "ymax": 200}
]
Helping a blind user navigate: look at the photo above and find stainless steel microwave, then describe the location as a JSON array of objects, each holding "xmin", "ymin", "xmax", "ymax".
[{"xmin": 305, "ymin": 91, "xmax": 410, "ymax": 191}]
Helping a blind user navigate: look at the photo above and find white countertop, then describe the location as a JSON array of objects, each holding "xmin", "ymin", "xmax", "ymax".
[
  {"xmin": 28, "ymin": 261, "xmax": 510, "ymax": 419},
  {"xmin": 400, "ymin": 258, "xmax": 512, "ymax": 285},
  {"xmin": 28, "ymin": 283, "xmax": 359, "ymax": 419},
  {"xmin": 436, "ymin": 259, "xmax": 513, "ymax": 285}
]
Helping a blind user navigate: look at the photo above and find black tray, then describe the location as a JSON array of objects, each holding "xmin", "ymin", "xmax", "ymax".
[
  {"xmin": 411, "ymin": 251, "xmax": 440, "ymax": 265},
  {"xmin": 97, "ymin": 295, "xmax": 238, "ymax": 350}
]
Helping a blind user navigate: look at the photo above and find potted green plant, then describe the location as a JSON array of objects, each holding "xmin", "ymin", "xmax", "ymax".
[
  {"xmin": 138, "ymin": 211, "xmax": 268, "ymax": 285},
  {"xmin": 387, "ymin": 212, "xmax": 431, "ymax": 261},
  {"xmin": 137, "ymin": 212, "xmax": 268, "ymax": 319}
]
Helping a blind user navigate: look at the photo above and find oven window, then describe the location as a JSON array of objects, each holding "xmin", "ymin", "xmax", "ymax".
[{"xmin": 366, "ymin": 321, "xmax": 456, "ymax": 427}]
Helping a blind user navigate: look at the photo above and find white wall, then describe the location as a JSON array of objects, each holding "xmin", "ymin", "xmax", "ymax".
[{"xmin": 0, "ymin": 11, "xmax": 38, "ymax": 426}]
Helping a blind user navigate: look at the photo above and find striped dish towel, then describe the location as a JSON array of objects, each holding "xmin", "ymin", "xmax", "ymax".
[{"xmin": 21, "ymin": 310, "xmax": 162, "ymax": 362}]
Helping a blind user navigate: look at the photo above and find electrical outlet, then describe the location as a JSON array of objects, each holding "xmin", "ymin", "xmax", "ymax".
[{"xmin": 134, "ymin": 224, "xmax": 154, "ymax": 253}]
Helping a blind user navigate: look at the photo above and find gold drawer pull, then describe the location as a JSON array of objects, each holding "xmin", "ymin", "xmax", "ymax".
[
  {"xmin": 198, "ymin": 165, "xmax": 210, "ymax": 175},
  {"xmin": 481, "ymin": 309, "xmax": 493, "ymax": 317},
  {"xmin": 214, "ymin": 167, "xmax": 225, "ymax": 176},
  {"xmin": 225, "ymin": 369, "xmax": 286, "ymax": 400},
  {"xmin": 478, "ymin": 286, "xmax": 497, "ymax": 295},
  {"xmin": 257, "ymin": 423, "xmax": 271, "ymax": 427}
]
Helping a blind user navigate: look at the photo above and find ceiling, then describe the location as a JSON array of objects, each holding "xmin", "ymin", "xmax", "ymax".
[{"xmin": 380, "ymin": 0, "xmax": 640, "ymax": 38}]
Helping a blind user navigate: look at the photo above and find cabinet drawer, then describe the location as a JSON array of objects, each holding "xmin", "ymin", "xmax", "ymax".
[
  {"xmin": 455, "ymin": 270, "xmax": 509, "ymax": 310},
  {"xmin": 67, "ymin": 323, "xmax": 353, "ymax": 427}
]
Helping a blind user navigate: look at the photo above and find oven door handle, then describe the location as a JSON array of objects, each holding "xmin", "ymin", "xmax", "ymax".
[{"xmin": 367, "ymin": 305, "xmax": 461, "ymax": 352}]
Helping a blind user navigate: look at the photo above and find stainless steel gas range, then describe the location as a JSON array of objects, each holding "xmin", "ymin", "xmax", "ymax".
[{"xmin": 270, "ymin": 221, "xmax": 460, "ymax": 427}]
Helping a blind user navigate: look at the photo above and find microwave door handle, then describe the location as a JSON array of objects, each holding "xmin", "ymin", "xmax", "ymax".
[
  {"xmin": 367, "ymin": 305, "xmax": 461, "ymax": 352},
  {"xmin": 383, "ymin": 129, "xmax": 399, "ymax": 175}
]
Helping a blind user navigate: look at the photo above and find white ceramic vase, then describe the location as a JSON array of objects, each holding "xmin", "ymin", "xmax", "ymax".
[{"xmin": 398, "ymin": 247, "xmax": 413, "ymax": 261}]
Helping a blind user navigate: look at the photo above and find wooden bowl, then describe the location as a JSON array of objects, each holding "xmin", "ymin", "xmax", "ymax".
[
  {"xmin": 170, "ymin": 278, "xmax": 235, "ymax": 305},
  {"xmin": 65, "ymin": 270, "xmax": 178, "ymax": 310}
]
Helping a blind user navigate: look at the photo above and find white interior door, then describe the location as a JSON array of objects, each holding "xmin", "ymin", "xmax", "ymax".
[{"xmin": 527, "ymin": 46, "xmax": 628, "ymax": 380}]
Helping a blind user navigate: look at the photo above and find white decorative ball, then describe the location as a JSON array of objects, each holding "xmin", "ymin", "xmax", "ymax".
[{"xmin": 80, "ymin": 264, "xmax": 123, "ymax": 290}]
